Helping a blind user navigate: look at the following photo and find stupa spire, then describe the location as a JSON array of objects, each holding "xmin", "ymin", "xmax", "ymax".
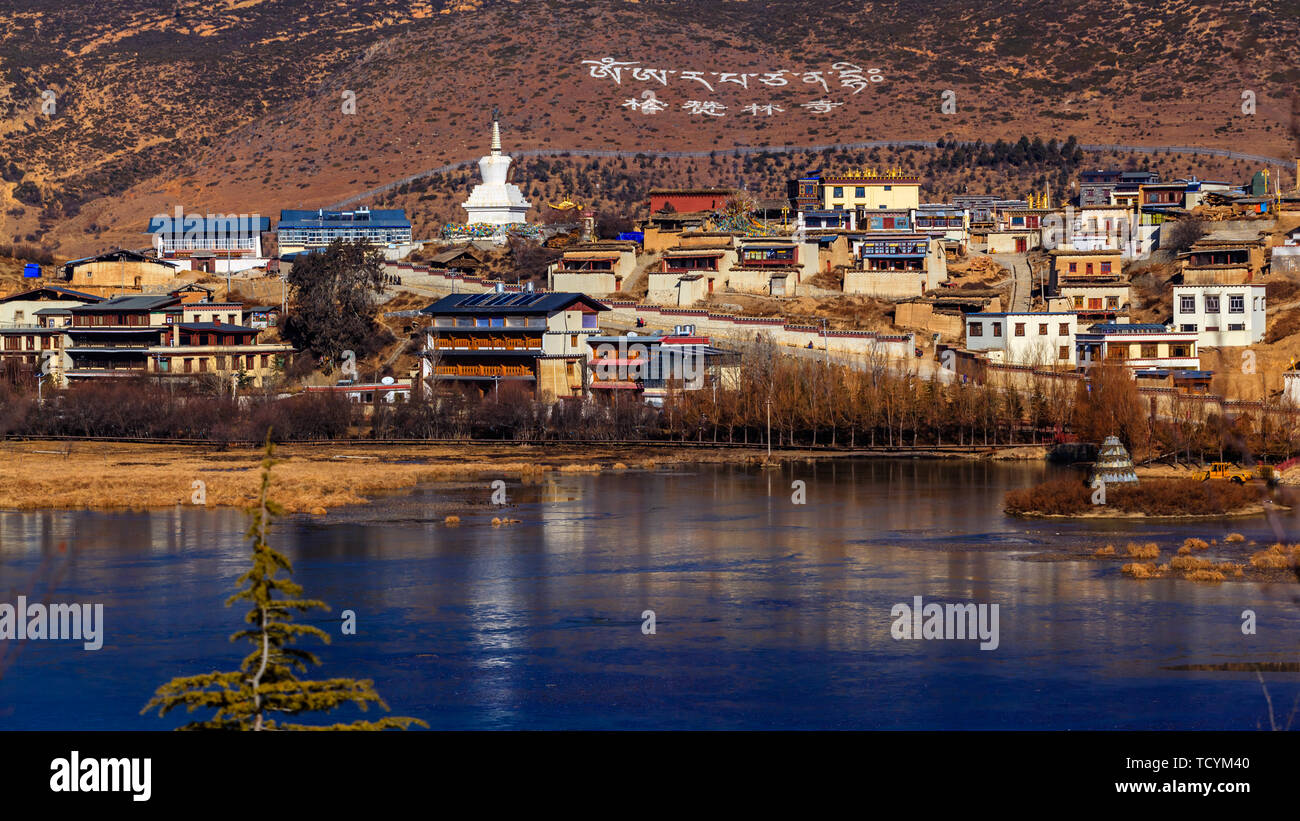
[{"xmin": 460, "ymin": 104, "xmax": 531, "ymax": 234}]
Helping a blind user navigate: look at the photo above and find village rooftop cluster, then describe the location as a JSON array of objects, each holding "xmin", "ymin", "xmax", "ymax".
[{"xmin": 4, "ymin": 117, "xmax": 1300, "ymax": 415}]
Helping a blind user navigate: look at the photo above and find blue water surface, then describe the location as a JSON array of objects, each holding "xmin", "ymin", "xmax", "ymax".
[{"xmin": 1, "ymin": 459, "xmax": 1298, "ymax": 730}]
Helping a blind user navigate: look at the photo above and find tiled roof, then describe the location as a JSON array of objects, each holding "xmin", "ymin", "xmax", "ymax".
[
  {"xmin": 74, "ymin": 295, "xmax": 180, "ymax": 312},
  {"xmin": 420, "ymin": 292, "xmax": 608, "ymax": 316}
]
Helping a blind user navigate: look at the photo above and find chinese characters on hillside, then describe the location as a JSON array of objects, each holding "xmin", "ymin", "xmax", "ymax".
[{"xmin": 585, "ymin": 57, "xmax": 883, "ymax": 118}]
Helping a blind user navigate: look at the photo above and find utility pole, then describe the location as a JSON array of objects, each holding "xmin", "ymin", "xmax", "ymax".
[{"xmin": 820, "ymin": 318, "xmax": 829, "ymax": 365}]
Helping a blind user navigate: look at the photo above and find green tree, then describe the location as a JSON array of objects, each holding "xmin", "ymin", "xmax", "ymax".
[
  {"xmin": 142, "ymin": 437, "xmax": 425, "ymax": 731},
  {"xmin": 282, "ymin": 239, "xmax": 387, "ymax": 366}
]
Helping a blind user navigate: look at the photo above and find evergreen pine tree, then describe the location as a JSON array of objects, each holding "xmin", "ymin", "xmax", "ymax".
[{"xmin": 142, "ymin": 436, "xmax": 426, "ymax": 731}]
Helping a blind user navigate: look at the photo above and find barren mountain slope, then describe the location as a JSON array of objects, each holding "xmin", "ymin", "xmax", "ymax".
[{"xmin": 0, "ymin": 0, "xmax": 1295, "ymax": 254}]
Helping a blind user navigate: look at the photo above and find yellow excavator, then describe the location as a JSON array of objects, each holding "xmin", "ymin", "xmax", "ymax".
[{"xmin": 1192, "ymin": 462, "xmax": 1256, "ymax": 483}]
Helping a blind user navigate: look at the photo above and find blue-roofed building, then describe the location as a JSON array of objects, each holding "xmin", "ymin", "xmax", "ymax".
[
  {"xmin": 418, "ymin": 289, "xmax": 608, "ymax": 399},
  {"xmin": 1075, "ymin": 322, "xmax": 1199, "ymax": 371},
  {"xmin": 145, "ymin": 209, "xmax": 271, "ymax": 274},
  {"xmin": 277, "ymin": 207, "xmax": 413, "ymax": 257}
]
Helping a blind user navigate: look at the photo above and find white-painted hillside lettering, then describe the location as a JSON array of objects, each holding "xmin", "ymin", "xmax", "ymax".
[
  {"xmin": 50, "ymin": 751, "xmax": 150, "ymax": 802},
  {"xmin": 890, "ymin": 596, "xmax": 999, "ymax": 650}
]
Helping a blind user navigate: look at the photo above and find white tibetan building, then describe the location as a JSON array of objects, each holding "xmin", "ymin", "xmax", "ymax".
[{"xmin": 461, "ymin": 114, "xmax": 532, "ymax": 228}]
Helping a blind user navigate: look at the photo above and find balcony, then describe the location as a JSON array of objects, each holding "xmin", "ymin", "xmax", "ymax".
[
  {"xmin": 66, "ymin": 338, "xmax": 157, "ymax": 350},
  {"xmin": 1123, "ymin": 356, "xmax": 1200, "ymax": 370},
  {"xmin": 434, "ymin": 364, "xmax": 534, "ymax": 378},
  {"xmin": 858, "ymin": 261, "xmax": 924, "ymax": 273},
  {"xmin": 433, "ymin": 336, "xmax": 543, "ymax": 351},
  {"xmin": 66, "ymin": 364, "xmax": 148, "ymax": 376}
]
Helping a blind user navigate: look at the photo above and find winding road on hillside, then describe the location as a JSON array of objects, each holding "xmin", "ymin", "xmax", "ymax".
[{"xmin": 331, "ymin": 141, "xmax": 1296, "ymax": 209}]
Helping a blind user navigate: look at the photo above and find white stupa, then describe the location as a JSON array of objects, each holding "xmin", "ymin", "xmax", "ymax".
[{"xmin": 460, "ymin": 112, "xmax": 531, "ymax": 227}]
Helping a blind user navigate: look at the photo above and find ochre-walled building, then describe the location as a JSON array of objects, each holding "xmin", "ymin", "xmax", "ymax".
[
  {"xmin": 817, "ymin": 170, "xmax": 921, "ymax": 212},
  {"xmin": 60, "ymin": 249, "xmax": 180, "ymax": 293}
]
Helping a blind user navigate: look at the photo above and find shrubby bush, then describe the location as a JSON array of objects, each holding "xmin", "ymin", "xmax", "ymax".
[{"xmin": 1005, "ymin": 477, "xmax": 1263, "ymax": 516}]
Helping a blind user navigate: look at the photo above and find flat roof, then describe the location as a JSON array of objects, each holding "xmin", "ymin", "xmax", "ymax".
[{"xmin": 278, "ymin": 208, "xmax": 410, "ymax": 229}]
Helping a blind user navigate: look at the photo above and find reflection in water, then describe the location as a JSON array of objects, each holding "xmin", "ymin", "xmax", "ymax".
[{"xmin": 1, "ymin": 459, "xmax": 1299, "ymax": 730}]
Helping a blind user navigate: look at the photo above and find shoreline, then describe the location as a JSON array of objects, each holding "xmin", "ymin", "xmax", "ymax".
[
  {"xmin": 1008, "ymin": 502, "xmax": 1282, "ymax": 520},
  {"xmin": 0, "ymin": 438, "xmax": 1047, "ymax": 513},
  {"xmin": 0, "ymin": 440, "xmax": 797, "ymax": 512}
]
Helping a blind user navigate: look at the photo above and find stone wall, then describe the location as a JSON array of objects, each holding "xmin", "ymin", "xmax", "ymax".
[{"xmin": 843, "ymin": 269, "xmax": 926, "ymax": 299}]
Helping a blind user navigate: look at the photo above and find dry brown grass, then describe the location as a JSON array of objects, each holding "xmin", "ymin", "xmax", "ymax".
[
  {"xmin": 1185, "ymin": 569, "xmax": 1227, "ymax": 582},
  {"xmin": 1219, "ymin": 562, "xmax": 1246, "ymax": 578},
  {"xmin": 1094, "ymin": 544, "xmax": 1116, "ymax": 556},
  {"xmin": 558, "ymin": 463, "xmax": 605, "ymax": 473},
  {"xmin": 1005, "ymin": 478, "xmax": 1264, "ymax": 517},
  {"xmin": 1122, "ymin": 562, "xmax": 1160, "ymax": 579},
  {"xmin": 1171, "ymin": 554, "xmax": 1214, "ymax": 571},
  {"xmin": 1183, "ymin": 538, "xmax": 1209, "ymax": 552},
  {"xmin": 1225, "ymin": 533, "xmax": 1246, "ymax": 543},
  {"xmin": 0, "ymin": 441, "xmax": 750, "ymax": 512},
  {"xmin": 1177, "ymin": 545, "xmax": 1191, "ymax": 555},
  {"xmin": 1250, "ymin": 543, "xmax": 1300, "ymax": 569},
  {"xmin": 1127, "ymin": 542, "xmax": 1161, "ymax": 559}
]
